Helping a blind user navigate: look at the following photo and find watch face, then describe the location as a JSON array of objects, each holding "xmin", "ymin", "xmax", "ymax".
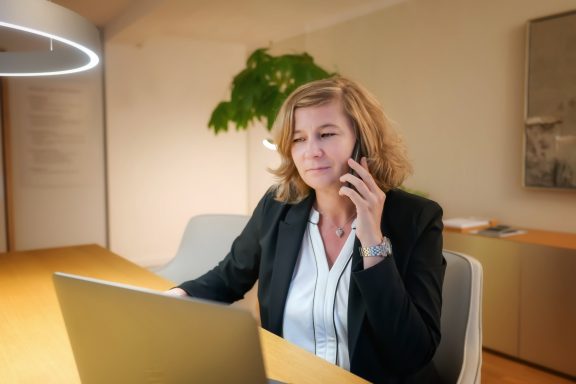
[{"xmin": 383, "ymin": 237, "xmax": 392, "ymax": 255}]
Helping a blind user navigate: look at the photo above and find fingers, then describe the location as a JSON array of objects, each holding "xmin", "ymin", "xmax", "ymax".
[
  {"xmin": 164, "ymin": 288, "xmax": 188, "ymax": 297},
  {"xmin": 339, "ymin": 157, "xmax": 386, "ymax": 207},
  {"xmin": 340, "ymin": 157, "xmax": 377, "ymax": 195},
  {"xmin": 340, "ymin": 173, "xmax": 369, "ymax": 199},
  {"xmin": 339, "ymin": 157, "xmax": 387, "ymax": 247}
]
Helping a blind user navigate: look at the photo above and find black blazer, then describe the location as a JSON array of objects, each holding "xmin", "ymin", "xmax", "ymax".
[{"xmin": 179, "ymin": 188, "xmax": 445, "ymax": 383}]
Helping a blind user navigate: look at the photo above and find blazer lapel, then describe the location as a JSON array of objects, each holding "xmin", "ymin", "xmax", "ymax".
[{"xmin": 267, "ymin": 193, "xmax": 315, "ymax": 335}]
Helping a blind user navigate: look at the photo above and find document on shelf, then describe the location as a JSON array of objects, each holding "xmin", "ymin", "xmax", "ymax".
[{"xmin": 443, "ymin": 217, "xmax": 491, "ymax": 230}]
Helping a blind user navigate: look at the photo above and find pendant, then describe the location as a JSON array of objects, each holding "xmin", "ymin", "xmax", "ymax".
[{"xmin": 336, "ymin": 227, "xmax": 344, "ymax": 238}]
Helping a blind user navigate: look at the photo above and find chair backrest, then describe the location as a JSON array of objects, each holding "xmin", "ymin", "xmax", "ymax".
[
  {"xmin": 433, "ymin": 250, "xmax": 483, "ymax": 384},
  {"xmin": 156, "ymin": 214, "xmax": 250, "ymax": 283}
]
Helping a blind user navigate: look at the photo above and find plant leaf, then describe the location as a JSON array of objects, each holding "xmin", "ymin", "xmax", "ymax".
[
  {"xmin": 207, "ymin": 48, "xmax": 336, "ymax": 134},
  {"xmin": 208, "ymin": 101, "xmax": 232, "ymax": 134}
]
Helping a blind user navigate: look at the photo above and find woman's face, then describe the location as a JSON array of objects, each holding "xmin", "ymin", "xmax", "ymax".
[{"xmin": 290, "ymin": 99, "xmax": 356, "ymax": 194}]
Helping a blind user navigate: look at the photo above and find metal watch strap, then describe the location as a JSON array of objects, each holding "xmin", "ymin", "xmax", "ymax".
[{"xmin": 359, "ymin": 237, "xmax": 392, "ymax": 257}]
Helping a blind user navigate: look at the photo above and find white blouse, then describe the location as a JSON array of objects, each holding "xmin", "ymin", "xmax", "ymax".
[{"xmin": 282, "ymin": 208, "xmax": 357, "ymax": 370}]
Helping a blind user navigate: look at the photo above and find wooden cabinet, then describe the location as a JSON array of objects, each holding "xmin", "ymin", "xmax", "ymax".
[{"xmin": 444, "ymin": 230, "xmax": 576, "ymax": 378}]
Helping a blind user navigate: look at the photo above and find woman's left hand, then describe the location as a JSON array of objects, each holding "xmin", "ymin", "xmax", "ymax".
[{"xmin": 339, "ymin": 157, "xmax": 386, "ymax": 248}]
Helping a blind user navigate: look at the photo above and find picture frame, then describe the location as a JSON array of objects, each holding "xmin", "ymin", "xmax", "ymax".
[{"xmin": 524, "ymin": 10, "xmax": 576, "ymax": 190}]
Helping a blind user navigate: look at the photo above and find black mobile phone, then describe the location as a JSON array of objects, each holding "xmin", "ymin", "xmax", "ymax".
[{"xmin": 347, "ymin": 138, "xmax": 363, "ymax": 190}]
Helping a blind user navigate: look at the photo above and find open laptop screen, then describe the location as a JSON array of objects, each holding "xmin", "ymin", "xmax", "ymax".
[{"xmin": 53, "ymin": 272, "xmax": 270, "ymax": 384}]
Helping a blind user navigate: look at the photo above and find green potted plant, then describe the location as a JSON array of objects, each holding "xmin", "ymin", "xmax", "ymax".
[{"xmin": 208, "ymin": 48, "xmax": 334, "ymax": 134}]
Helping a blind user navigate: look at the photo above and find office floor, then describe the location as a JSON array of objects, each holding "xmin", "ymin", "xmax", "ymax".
[{"xmin": 482, "ymin": 350, "xmax": 574, "ymax": 384}]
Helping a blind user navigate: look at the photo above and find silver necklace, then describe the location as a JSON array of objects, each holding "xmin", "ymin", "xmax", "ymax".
[{"xmin": 321, "ymin": 212, "xmax": 356, "ymax": 238}]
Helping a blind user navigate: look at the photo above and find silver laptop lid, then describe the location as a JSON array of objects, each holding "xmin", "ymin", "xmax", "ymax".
[{"xmin": 53, "ymin": 272, "xmax": 268, "ymax": 384}]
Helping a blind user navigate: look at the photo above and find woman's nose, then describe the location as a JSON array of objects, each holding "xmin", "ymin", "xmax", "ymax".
[{"xmin": 304, "ymin": 138, "xmax": 322, "ymax": 157}]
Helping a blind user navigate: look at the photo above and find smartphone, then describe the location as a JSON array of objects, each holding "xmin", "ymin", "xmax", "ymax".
[{"xmin": 347, "ymin": 138, "xmax": 363, "ymax": 191}]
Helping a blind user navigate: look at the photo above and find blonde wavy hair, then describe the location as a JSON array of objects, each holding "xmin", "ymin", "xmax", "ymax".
[{"xmin": 270, "ymin": 76, "xmax": 412, "ymax": 203}]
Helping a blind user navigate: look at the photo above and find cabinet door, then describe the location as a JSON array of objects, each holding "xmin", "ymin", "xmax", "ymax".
[
  {"xmin": 444, "ymin": 232, "xmax": 521, "ymax": 356},
  {"xmin": 520, "ymin": 247, "xmax": 576, "ymax": 377},
  {"xmin": 0, "ymin": 80, "xmax": 8, "ymax": 252},
  {"xmin": 6, "ymin": 74, "xmax": 107, "ymax": 251},
  {"xmin": 444, "ymin": 232, "xmax": 520, "ymax": 356}
]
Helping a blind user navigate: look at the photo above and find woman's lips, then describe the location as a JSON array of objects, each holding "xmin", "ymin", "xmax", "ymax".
[{"xmin": 307, "ymin": 166, "xmax": 330, "ymax": 172}]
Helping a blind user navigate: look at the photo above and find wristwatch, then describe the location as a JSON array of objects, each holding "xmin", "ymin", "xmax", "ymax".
[{"xmin": 359, "ymin": 237, "xmax": 392, "ymax": 258}]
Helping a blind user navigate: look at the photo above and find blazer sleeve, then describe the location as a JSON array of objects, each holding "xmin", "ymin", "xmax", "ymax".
[
  {"xmin": 177, "ymin": 193, "xmax": 270, "ymax": 303},
  {"xmin": 351, "ymin": 199, "xmax": 445, "ymax": 375}
]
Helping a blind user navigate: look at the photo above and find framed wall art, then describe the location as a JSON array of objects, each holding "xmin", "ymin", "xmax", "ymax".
[{"xmin": 524, "ymin": 10, "xmax": 576, "ymax": 190}]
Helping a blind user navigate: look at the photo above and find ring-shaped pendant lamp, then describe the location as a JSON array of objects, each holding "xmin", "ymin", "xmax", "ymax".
[{"xmin": 0, "ymin": 0, "xmax": 100, "ymax": 76}]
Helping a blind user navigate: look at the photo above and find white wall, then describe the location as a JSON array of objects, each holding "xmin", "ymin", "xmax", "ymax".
[
  {"xmin": 246, "ymin": 0, "xmax": 576, "ymax": 233},
  {"xmin": 105, "ymin": 38, "xmax": 248, "ymax": 267}
]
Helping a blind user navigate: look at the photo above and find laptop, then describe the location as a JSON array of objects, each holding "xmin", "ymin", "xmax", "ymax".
[{"xmin": 53, "ymin": 272, "xmax": 281, "ymax": 384}]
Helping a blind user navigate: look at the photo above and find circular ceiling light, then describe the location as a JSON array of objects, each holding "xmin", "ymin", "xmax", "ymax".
[{"xmin": 0, "ymin": 0, "xmax": 100, "ymax": 76}]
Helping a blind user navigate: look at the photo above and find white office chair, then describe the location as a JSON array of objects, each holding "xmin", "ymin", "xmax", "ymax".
[
  {"xmin": 156, "ymin": 214, "xmax": 250, "ymax": 283},
  {"xmin": 154, "ymin": 214, "xmax": 259, "ymax": 319},
  {"xmin": 433, "ymin": 250, "xmax": 483, "ymax": 384}
]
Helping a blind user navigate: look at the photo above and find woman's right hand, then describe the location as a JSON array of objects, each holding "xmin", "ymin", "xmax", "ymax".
[{"xmin": 164, "ymin": 287, "xmax": 188, "ymax": 297}]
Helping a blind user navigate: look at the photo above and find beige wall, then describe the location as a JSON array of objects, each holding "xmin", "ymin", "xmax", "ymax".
[
  {"xmin": 248, "ymin": 0, "xmax": 576, "ymax": 233},
  {"xmin": 247, "ymin": 124, "xmax": 281, "ymax": 210},
  {"xmin": 106, "ymin": 0, "xmax": 576, "ymax": 268},
  {"xmin": 106, "ymin": 38, "xmax": 248, "ymax": 267}
]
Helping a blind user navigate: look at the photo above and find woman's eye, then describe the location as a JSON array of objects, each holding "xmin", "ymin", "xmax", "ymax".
[
  {"xmin": 321, "ymin": 132, "xmax": 336, "ymax": 138},
  {"xmin": 293, "ymin": 137, "xmax": 304, "ymax": 143}
]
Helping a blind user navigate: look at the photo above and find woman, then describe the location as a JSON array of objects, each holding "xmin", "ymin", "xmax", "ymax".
[{"xmin": 168, "ymin": 77, "xmax": 445, "ymax": 383}]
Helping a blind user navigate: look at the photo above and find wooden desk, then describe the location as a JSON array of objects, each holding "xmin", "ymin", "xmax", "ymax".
[{"xmin": 0, "ymin": 245, "xmax": 367, "ymax": 384}]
